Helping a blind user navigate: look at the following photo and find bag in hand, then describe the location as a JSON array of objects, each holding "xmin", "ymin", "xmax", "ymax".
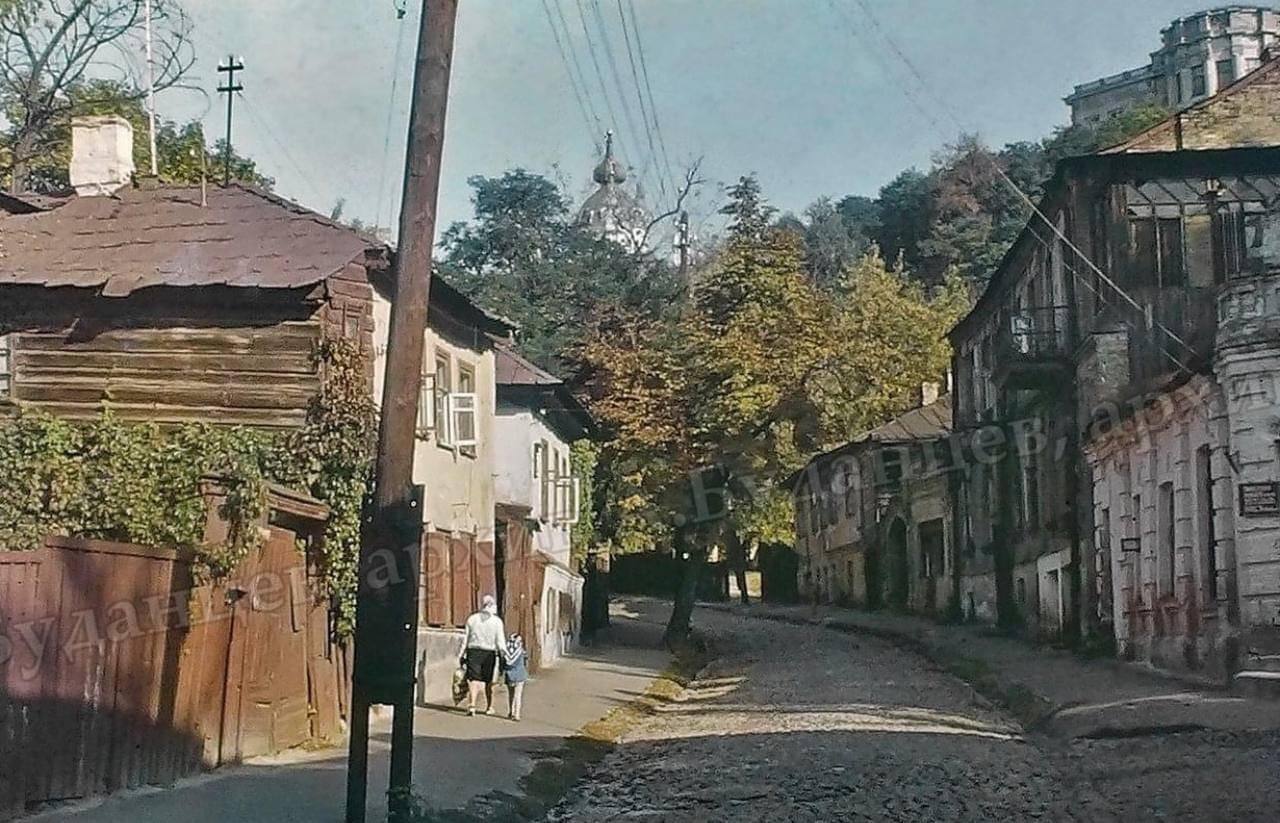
[{"xmin": 451, "ymin": 654, "xmax": 468, "ymax": 705}]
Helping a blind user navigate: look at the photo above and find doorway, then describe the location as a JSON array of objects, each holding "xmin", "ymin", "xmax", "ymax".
[{"xmin": 887, "ymin": 518, "xmax": 910, "ymax": 610}]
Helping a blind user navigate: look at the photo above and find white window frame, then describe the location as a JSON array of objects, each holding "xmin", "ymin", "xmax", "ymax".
[
  {"xmin": 567, "ymin": 477, "xmax": 581, "ymax": 525},
  {"xmin": 532, "ymin": 442, "xmax": 544, "ymax": 479},
  {"xmin": 0, "ymin": 334, "xmax": 11, "ymax": 400},
  {"xmin": 415, "ymin": 371, "xmax": 435, "ymax": 436},
  {"xmin": 448, "ymin": 392, "xmax": 478, "ymax": 449}
]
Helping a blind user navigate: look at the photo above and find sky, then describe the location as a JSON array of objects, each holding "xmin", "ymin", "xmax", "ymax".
[{"xmin": 163, "ymin": 0, "xmax": 1214, "ymax": 241}]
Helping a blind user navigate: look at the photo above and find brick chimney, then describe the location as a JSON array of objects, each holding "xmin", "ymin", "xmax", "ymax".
[{"xmin": 69, "ymin": 115, "xmax": 135, "ymax": 196}]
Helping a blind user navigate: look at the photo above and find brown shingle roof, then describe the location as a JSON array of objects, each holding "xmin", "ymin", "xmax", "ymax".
[
  {"xmin": 0, "ymin": 184, "xmax": 381, "ymax": 296},
  {"xmin": 495, "ymin": 344, "xmax": 561, "ymax": 386},
  {"xmin": 855, "ymin": 394, "xmax": 952, "ymax": 444}
]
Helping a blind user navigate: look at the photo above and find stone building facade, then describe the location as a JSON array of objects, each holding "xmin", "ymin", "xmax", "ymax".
[
  {"xmin": 952, "ymin": 59, "xmax": 1280, "ymax": 685},
  {"xmin": 792, "ymin": 392, "xmax": 957, "ymax": 617},
  {"xmin": 1067, "ymin": 6, "xmax": 1280, "ymax": 126}
]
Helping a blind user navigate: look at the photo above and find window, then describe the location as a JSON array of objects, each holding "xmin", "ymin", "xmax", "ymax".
[
  {"xmin": 1023, "ymin": 445, "xmax": 1041, "ymax": 529},
  {"xmin": 415, "ymin": 366, "xmax": 435, "ymax": 435},
  {"xmin": 843, "ymin": 464, "xmax": 858, "ymax": 518},
  {"xmin": 453, "ymin": 363, "xmax": 478, "ymax": 454},
  {"xmin": 433, "ymin": 354, "xmax": 451, "ymax": 444},
  {"xmin": 1217, "ymin": 58, "xmax": 1236, "ymax": 89},
  {"xmin": 1158, "ymin": 482, "xmax": 1176, "ymax": 598},
  {"xmin": 1158, "ymin": 218, "xmax": 1185, "ymax": 286},
  {"xmin": 540, "ymin": 445, "xmax": 553, "ymax": 518},
  {"xmin": 0, "ymin": 334, "xmax": 11, "ymax": 400},
  {"xmin": 1175, "ymin": 72, "xmax": 1184, "ymax": 103},
  {"xmin": 808, "ymin": 495, "xmax": 821, "ymax": 534},
  {"xmin": 1191, "ymin": 64, "xmax": 1207, "ymax": 97},
  {"xmin": 1132, "ymin": 219, "xmax": 1157, "ymax": 284},
  {"xmin": 1131, "ymin": 217, "xmax": 1185, "ymax": 286},
  {"xmin": 532, "ymin": 441, "xmax": 544, "ymax": 479},
  {"xmin": 1215, "ymin": 204, "xmax": 1280, "ymax": 279}
]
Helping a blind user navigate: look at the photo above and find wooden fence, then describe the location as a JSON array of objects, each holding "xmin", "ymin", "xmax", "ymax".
[{"xmin": 0, "ymin": 523, "xmax": 349, "ymax": 819}]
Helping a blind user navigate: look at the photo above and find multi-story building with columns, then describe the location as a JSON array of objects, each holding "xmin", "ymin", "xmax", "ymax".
[{"xmin": 1067, "ymin": 6, "xmax": 1280, "ymax": 126}]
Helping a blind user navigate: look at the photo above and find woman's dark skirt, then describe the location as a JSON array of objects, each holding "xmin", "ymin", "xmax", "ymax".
[{"xmin": 464, "ymin": 648, "xmax": 497, "ymax": 683}]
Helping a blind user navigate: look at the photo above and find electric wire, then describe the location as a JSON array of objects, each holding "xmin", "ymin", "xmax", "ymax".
[
  {"xmin": 542, "ymin": 0, "xmax": 603, "ymax": 142},
  {"xmin": 830, "ymin": 0, "xmax": 1202, "ymax": 375},
  {"xmin": 625, "ymin": 0, "xmax": 678, "ymax": 197},
  {"xmin": 375, "ymin": 3, "xmax": 411, "ymax": 234},
  {"xmin": 586, "ymin": 0, "xmax": 660, "ymax": 200},
  {"xmin": 615, "ymin": 0, "xmax": 669, "ymax": 200}
]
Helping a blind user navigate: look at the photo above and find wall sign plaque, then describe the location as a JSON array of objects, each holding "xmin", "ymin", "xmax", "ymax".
[
  {"xmin": 1120, "ymin": 537, "xmax": 1142, "ymax": 553},
  {"xmin": 1239, "ymin": 482, "xmax": 1280, "ymax": 517}
]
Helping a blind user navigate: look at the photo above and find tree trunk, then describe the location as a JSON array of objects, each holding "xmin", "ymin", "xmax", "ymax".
[
  {"xmin": 8, "ymin": 134, "xmax": 35, "ymax": 194},
  {"xmin": 663, "ymin": 528, "xmax": 705, "ymax": 648},
  {"xmin": 726, "ymin": 526, "xmax": 750, "ymax": 605}
]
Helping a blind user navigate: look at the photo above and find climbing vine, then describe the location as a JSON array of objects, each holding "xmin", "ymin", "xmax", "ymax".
[{"xmin": 0, "ymin": 338, "xmax": 376, "ymax": 636}]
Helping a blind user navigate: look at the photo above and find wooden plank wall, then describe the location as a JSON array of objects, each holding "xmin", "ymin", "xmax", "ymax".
[
  {"xmin": 421, "ymin": 531, "xmax": 500, "ymax": 630},
  {"xmin": 11, "ymin": 322, "xmax": 323, "ymax": 429},
  {"xmin": 0, "ymin": 535, "xmax": 349, "ymax": 819}
]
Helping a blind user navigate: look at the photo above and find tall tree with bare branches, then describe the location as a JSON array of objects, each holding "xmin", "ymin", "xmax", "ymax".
[{"xmin": 0, "ymin": 0, "xmax": 193, "ymax": 192}]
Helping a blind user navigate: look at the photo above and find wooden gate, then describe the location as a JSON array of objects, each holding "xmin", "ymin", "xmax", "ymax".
[
  {"xmin": 217, "ymin": 528, "xmax": 312, "ymax": 762},
  {"xmin": 0, "ymin": 493, "xmax": 349, "ymax": 819}
]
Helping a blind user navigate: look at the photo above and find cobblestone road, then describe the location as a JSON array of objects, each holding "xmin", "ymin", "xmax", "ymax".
[{"xmin": 550, "ymin": 604, "xmax": 1280, "ymax": 822}]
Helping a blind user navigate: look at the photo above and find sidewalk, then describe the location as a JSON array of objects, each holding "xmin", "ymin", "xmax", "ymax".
[
  {"xmin": 32, "ymin": 601, "xmax": 673, "ymax": 823},
  {"xmin": 700, "ymin": 600, "xmax": 1280, "ymax": 739}
]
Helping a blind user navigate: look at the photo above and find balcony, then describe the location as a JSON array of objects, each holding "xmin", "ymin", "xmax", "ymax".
[{"xmin": 993, "ymin": 306, "xmax": 1074, "ymax": 390}]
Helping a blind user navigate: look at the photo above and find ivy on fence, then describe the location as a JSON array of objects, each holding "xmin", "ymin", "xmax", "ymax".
[{"xmin": 0, "ymin": 339, "xmax": 376, "ymax": 636}]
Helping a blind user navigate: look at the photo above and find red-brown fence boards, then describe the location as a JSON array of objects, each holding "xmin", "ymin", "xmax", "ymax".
[{"xmin": 0, "ymin": 528, "xmax": 348, "ymax": 820}]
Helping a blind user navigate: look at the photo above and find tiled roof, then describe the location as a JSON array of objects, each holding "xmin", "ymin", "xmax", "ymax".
[
  {"xmin": 784, "ymin": 395, "xmax": 952, "ymax": 490},
  {"xmin": 855, "ymin": 394, "xmax": 952, "ymax": 444},
  {"xmin": 0, "ymin": 184, "xmax": 382, "ymax": 296},
  {"xmin": 495, "ymin": 344, "xmax": 562, "ymax": 386}
]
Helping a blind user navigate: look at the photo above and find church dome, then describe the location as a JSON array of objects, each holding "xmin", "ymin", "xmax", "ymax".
[{"xmin": 577, "ymin": 131, "xmax": 650, "ymax": 250}]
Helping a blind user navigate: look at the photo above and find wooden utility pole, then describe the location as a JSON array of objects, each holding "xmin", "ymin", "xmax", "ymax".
[
  {"xmin": 346, "ymin": 2, "xmax": 459, "ymax": 822},
  {"xmin": 216, "ymin": 56, "xmax": 244, "ymax": 185}
]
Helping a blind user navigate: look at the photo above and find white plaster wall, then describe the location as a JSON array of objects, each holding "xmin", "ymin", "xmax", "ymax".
[
  {"xmin": 1218, "ymin": 347, "xmax": 1280, "ymax": 630},
  {"xmin": 539, "ymin": 563, "xmax": 584, "ymax": 667},
  {"xmin": 372, "ymin": 293, "xmax": 497, "ymax": 541},
  {"xmin": 493, "ymin": 403, "xmax": 575, "ymax": 568}
]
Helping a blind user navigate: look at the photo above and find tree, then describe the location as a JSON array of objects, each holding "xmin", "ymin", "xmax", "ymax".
[
  {"xmin": 12, "ymin": 78, "xmax": 272, "ymax": 191},
  {"xmin": 440, "ymin": 169, "xmax": 681, "ymax": 376},
  {"xmin": 873, "ymin": 168, "xmax": 934, "ymax": 271},
  {"xmin": 583, "ymin": 176, "xmax": 972, "ymax": 646},
  {"xmin": 0, "ymin": 0, "xmax": 194, "ymax": 192}
]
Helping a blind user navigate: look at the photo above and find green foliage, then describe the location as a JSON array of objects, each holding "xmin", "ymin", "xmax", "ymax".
[
  {"xmin": 0, "ymin": 412, "xmax": 273, "ymax": 570},
  {"xmin": 0, "ymin": 340, "xmax": 375, "ymax": 635},
  {"xmin": 440, "ymin": 169, "xmax": 681, "ymax": 376},
  {"xmin": 790, "ymin": 103, "xmax": 1173, "ymax": 292},
  {"xmin": 583, "ymin": 177, "xmax": 968, "ymax": 551},
  {"xmin": 7, "ymin": 79, "xmax": 272, "ymax": 193},
  {"xmin": 570, "ymin": 439, "xmax": 599, "ymax": 566}
]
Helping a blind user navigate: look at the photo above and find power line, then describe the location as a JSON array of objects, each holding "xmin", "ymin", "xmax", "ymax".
[
  {"xmin": 586, "ymin": 0, "xmax": 659, "ymax": 200},
  {"xmin": 830, "ymin": 0, "xmax": 1202, "ymax": 375},
  {"xmin": 615, "ymin": 0, "xmax": 669, "ymax": 200},
  {"xmin": 375, "ymin": 5, "xmax": 411, "ymax": 233},
  {"xmin": 551, "ymin": 0, "xmax": 606, "ymax": 151},
  {"xmin": 574, "ymin": 0, "xmax": 650, "ymax": 196},
  {"xmin": 235, "ymin": 91, "xmax": 326, "ymax": 204},
  {"xmin": 541, "ymin": 0, "xmax": 602, "ymax": 144},
  {"xmin": 625, "ymin": 0, "xmax": 678, "ymax": 196}
]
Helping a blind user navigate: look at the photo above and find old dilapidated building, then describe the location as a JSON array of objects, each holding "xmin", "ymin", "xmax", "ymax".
[
  {"xmin": 952, "ymin": 56, "xmax": 1280, "ymax": 685},
  {"xmin": 791, "ymin": 389, "xmax": 957, "ymax": 616}
]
